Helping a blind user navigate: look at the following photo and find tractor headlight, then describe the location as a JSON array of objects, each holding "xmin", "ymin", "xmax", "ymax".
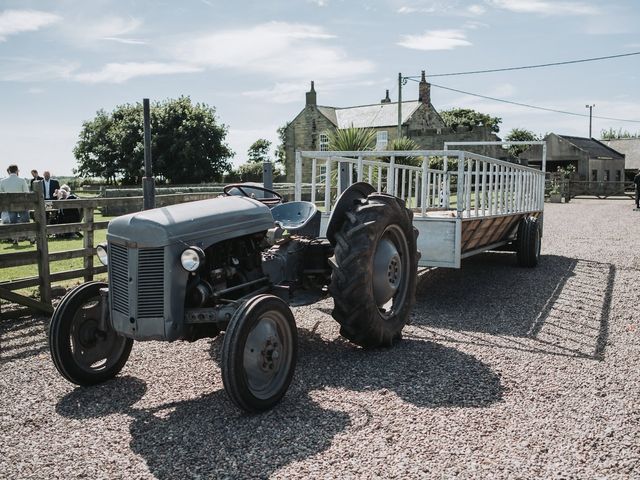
[
  {"xmin": 96, "ymin": 244, "xmax": 108, "ymax": 266},
  {"xmin": 181, "ymin": 247, "xmax": 205, "ymax": 272}
]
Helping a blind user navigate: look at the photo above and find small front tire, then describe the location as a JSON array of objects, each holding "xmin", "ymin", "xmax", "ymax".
[
  {"xmin": 221, "ymin": 295, "xmax": 298, "ymax": 413},
  {"xmin": 49, "ymin": 281, "xmax": 133, "ymax": 386}
]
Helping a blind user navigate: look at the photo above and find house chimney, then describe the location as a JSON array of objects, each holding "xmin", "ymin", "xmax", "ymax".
[
  {"xmin": 381, "ymin": 89, "xmax": 391, "ymax": 104},
  {"xmin": 306, "ymin": 81, "xmax": 317, "ymax": 106},
  {"xmin": 418, "ymin": 70, "xmax": 430, "ymax": 105}
]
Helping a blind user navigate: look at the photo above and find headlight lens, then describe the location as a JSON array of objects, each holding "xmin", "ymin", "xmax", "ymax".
[
  {"xmin": 96, "ymin": 244, "xmax": 108, "ymax": 266},
  {"xmin": 181, "ymin": 247, "xmax": 204, "ymax": 272}
]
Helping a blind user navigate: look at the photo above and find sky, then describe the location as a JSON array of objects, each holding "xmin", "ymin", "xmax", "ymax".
[{"xmin": 1, "ymin": 0, "xmax": 639, "ymax": 176}]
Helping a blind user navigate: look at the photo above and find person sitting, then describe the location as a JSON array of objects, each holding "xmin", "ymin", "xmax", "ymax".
[{"xmin": 52, "ymin": 185, "xmax": 83, "ymax": 238}]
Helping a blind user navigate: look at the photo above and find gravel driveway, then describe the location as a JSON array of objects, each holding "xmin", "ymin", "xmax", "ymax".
[{"xmin": 1, "ymin": 198, "xmax": 639, "ymax": 479}]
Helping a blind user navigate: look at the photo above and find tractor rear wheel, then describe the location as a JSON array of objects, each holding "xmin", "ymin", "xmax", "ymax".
[{"xmin": 329, "ymin": 193, "xmax": 418, "ymax": 349}]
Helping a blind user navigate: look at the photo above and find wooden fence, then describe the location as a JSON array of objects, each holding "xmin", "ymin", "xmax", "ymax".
[{"xmin": 0, "ymin": 184, "xmax": 222, "ymax": 315}]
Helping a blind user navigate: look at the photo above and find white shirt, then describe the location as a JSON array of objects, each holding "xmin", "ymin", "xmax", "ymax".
[
  {"xmin": 43, "ymin": 179, "xmax": 51, "ymax": 198},
  {"xmin": 0, "ymin": 173, "xmax": 29, "ymax": 193}
]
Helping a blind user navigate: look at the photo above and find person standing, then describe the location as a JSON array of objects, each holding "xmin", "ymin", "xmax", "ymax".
[
  {"xmin": 30, "ymin": 169, "xmax": 43, "ymax": 190},
  {"xmin": 0, "ymin": 164, "xmax": 30, "ymax": 244},
  {"xmin": 42, "ymin": 170, "xmax": 60, "ymax": 200},
  {"xmin": 634, "ymin": 169, "xmax": 640, "ymax": 209}
]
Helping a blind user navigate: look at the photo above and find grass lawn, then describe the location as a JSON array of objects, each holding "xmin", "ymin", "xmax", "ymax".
[{"xmin": 1, "ymin": 213, "xmax": 114, "ymax": 298}]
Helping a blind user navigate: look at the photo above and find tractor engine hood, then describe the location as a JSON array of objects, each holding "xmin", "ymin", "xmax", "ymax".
[{"xmin": 107, "ymin": 196, "xmax": 274, "ymax": 248}]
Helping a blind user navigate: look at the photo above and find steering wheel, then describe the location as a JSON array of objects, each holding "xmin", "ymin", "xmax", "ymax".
[{"xmin": 223, "ymin": 183, "xmax": 283, "ymax": 207}]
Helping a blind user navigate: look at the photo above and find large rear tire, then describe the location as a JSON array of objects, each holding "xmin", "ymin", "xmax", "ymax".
[
  {"xmin": 329, "ymin": 194, "xmax": 418, "ymax": 349},
  {"xmin": 221, "ymin": 295, "xmax": 298, "ymax": 412},
  {"xmin": 49, "ymin": 281, "xmax": 133, "ymax": 386},
  {"xmin": 516, "ymin": 216, "xmax": 541, "ymax": 267}
]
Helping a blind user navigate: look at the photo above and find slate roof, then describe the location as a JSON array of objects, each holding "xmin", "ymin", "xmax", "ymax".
[
  {"xmin": 559, "ymin": 135, "xmax": 625, "ymax": 160},
  {"xmin": 317, "ymin": 101, "xmax": 422, "ymax": 129},
  {"xmin": 601, "ymin": 138, "xmax": 640, "ymax": 169}
]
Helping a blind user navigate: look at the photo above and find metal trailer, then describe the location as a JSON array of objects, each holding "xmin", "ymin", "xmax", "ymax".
[{"xmin": 295, "ymin": 146, "xmax": 547, "ymax": 269}]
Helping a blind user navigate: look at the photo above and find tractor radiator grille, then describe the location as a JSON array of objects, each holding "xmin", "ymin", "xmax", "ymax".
[
  {"xmin": 109, "ymin": 243, "xmax": 129, "ymax": 315},
  {"xmin": 137, "ymin": 248, "xmax": 165, "ymax": 318}
]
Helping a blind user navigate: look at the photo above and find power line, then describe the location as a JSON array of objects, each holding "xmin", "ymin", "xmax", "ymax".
[
  {"xmin": 426, "ymin": 81, "xmax": 640, "ymax": 124},
  {"xmin": 402, "ymin": 52, "xmax": 640, "ymax": 79}
]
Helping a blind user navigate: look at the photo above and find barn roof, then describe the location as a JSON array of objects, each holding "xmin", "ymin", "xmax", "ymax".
[{"xmin": 559, "ymin": 135, "xmax": 625, "ymax": 160}]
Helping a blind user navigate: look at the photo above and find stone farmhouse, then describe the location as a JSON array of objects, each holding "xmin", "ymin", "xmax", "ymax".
[
  {"xmin": 283, "ymin": 71, "xmax": 502, "ymax": 181},
  {"xmin": 520, "ymin": 133, "xmax": 625, "ymax": 181}
]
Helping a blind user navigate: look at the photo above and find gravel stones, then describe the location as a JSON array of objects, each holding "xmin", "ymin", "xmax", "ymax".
[{"xmin": 1, "ymin": 198, "xmax": 639, "ymax": 478}]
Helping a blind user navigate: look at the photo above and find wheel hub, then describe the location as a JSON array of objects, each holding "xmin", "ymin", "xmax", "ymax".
[{"xmin": 372, "ymin": 237, "xmax": 403, "ymax": 306}]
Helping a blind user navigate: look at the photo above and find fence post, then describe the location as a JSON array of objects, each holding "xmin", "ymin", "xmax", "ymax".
[
  {"xmin": 262, "ymin": 161, "xmax": 273, "ymax": 191},
  {"xmin": 339, "ymin": 162, "xmax": 349, "ymax": 194},
  {"xmin": 33, "ymin": 182, "xmax": 51, "ymax": 307},
  {"xmin": 83, "ymin": 206, "xmax": 94, "ymax": 282}
]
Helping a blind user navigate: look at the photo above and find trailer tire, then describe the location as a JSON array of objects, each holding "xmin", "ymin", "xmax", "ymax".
[
  {"xmin": 329, "ymin": 194, "xmax": 418, "ymax": 349},
  {"xmin": 516, "ymin": 216, "xmax": 541, "ymax": 267}
]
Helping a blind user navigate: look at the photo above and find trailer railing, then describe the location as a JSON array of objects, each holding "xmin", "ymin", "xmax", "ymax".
[{"xmin": 295, "ymin": 150, "xmax": 545, "ymax": 218}]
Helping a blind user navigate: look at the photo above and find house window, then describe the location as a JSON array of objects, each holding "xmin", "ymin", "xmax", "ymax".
[
  {"xmin": 616, "ymin": 170, "xmax": 622, "ymax": 181},
  {"xmin": 604, "ymin": 170, "xmax": 610, "ymax": 181},
  {"xmin": 319, "ymin": 133, "xmax": 329, "ymax": 151},
  {"xmin": 376, "ymin": 131, "xmax": 388, "ymax": 149},
  {"xmin": 591, "ymin": 169, "xmax": 598, "ymax": 181}
]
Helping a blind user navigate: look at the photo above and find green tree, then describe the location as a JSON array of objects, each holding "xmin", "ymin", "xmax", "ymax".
[
  {"xmin": 440, "ymin": 108, "xmax": 502, "ymax": 133},
  {"xmin": 505, "ymin": 128, "xmax": 540, "ymax": 158},
  {"xmin": 247, "ymin": 139, "xmax": 272, "ymax": 163},
  {"xmin": 601, "ymin": 128, "xmax": 640, "ymax": 140},
  {"xmin": 274, "ymin": 123, "xmax": 289, "ymax": 169},
  {"xmin": 74, "ymin": 97, "xmax": 233, "ymax": 184}
]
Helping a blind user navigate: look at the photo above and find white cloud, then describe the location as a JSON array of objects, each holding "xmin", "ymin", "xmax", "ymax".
[
  {"xmin": 0, "ymin": 59, "xmax": 78, "ymax": 82},
  {"xmin": 398, "ymin": 29, "xmax": 472, "ymax": 50},
  {"xmin": 308, "ymin": 0, "xmax": 329, "ymax": 6},
  {"xmin": 72, "ymin": 62, "xmax": 202, "ymax": 84},
  {"xmin": 60, "ymin": 15, "xmax": 146, "ymax": 45},
  {"xmin": 487, "ymin": 0, "xmax": 599, "ymax": 16},
  {"xmin": 171, "ymin": 22, "xmax": 375, "ymax": 81},
  {"xmin": 242, "ymin": 79, "xmax": 382, "ymax": 104},
  {"xmin": 0, "ymin": 9, "xmax": 60, "ymax": 41},
  {"xmin": 467, "ymin": 4, "xmax": 487, "ymax": 15}
]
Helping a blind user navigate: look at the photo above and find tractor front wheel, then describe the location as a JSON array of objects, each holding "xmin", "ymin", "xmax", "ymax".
[
  {"xmin": 49, "ymin": 281, "xmax": 133, "ymax": 386},
  {"xmin": 221, "ymin": 295, "xmax": 298, "ymax": 412}
]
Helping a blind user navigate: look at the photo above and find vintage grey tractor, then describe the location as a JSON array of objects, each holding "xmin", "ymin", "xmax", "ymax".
[{"xmin": 49, "ymin": 183, "xmax": 419, "ymax": 412}]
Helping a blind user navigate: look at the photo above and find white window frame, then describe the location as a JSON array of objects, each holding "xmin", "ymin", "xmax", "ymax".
[
  {"xmin": 319, "ymin": 133, "xmax": 329, "ymax": 151},
  {"xmin": 376, "ymin": 130, "xmax": 388, "ymax": 149}
]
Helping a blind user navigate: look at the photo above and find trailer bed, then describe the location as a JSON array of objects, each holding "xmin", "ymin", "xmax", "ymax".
[{"xmin": 296, "ymin": 149, "xmax": 546, "ymax": 268}]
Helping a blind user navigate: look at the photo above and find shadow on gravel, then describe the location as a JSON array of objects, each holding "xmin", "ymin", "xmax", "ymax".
[
  {"xmin": 0, "ymin": 312, "xmax": 48, "ymax": 365},
  {"xmin": 414, "ymin": 252, "xmax": 615, "ymax": 360},
  {"xmin": 55, "ymin": 330, "xmax": 502, "ymax": 479}
]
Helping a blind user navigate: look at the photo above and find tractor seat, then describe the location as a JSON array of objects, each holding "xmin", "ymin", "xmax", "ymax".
[{"xmin": 271, "ymin": 201, "xmax": 321, "ymax": 237}]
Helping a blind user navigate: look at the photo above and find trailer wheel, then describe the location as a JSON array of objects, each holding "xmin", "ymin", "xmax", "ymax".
[
  {"xmin": 516, "ymin": 216, "xmax": 541, "ymax": 267},
  {"xmin": 329, "ymin": 194, "xmax": 418, "ymax": 349},
  {"xmin": 49, "ymin": 281, "xmax": 133, "ymax": 386},
  {"xmin": 221, "ymin": 295, "xmax": 297, "ymax": 412}
]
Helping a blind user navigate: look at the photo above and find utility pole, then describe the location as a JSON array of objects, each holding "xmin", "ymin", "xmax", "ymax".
[
  {"xmin": 142, "ymin": 98, "xmax": 155, "ymax": 210},
  {"xmin": 585, "ymin": 104, "xmax": 595, "ymax": 138},
  {"xmin": 397, "ymin": 73, "xmax": 408, "ymax": 139},
  {"xmin": 397, "ymin": 73, "xmax": 402, "ymax": 139}
]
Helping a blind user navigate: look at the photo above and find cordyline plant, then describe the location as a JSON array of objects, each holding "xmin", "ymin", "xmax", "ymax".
[{"xmin": 327, "ymin": 126, "xmax": 376, "ymax": 152}]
